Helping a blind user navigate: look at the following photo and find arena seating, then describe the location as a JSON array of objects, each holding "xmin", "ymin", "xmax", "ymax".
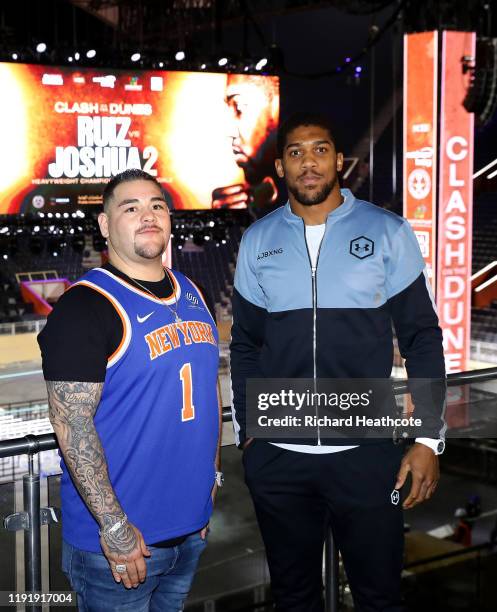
[
  {"xmin": 472, "ymin": 303, "xmax": 497, "ymax": 343},
  {"xmin": 2, "ymin": 197, "xmax": 497, "ymax": 337},
  {"xmin": 471, "ymin": 193, "xmax": 497, "ymax": 342},
  {"xmin": 0, "ymin": 210, "xmax": 248, "ymax": 324},
  {"xmin": 472, "ymin": 193, "xmax": 497, "ymax": 274},
  {"xmin": 172, "ymin": 222, "xmax": 244, "ymax": 319}
]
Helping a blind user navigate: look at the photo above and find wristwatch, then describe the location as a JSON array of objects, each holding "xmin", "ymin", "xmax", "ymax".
[
  {"xmin": 415, "ymin": 437, "xmax": 445, "ymax": 455},
  {"xmin": 215, "ymin": 471, "xmax": 224, "ymax": 487}
]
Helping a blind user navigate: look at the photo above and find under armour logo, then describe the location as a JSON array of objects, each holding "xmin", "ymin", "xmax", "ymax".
[
  {"xmin": 349, "ymin": 236, "xmax": 374, "ymax": 259},
  {"xmin": 391, "ymin": 489, "xmax": 400, "ymax": 506}
]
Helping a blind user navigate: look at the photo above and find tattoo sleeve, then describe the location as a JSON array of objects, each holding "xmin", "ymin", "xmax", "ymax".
[{"xmin": 46, "ymin": 381, "xmax": 137, "ymax": 554}]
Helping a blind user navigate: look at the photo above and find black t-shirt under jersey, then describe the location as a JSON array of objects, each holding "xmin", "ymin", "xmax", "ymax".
[
  {"xmin": 38, "ymin": 262, "xmax": 215, "ymax": 382},
  {"xmin": 38, "ymin": 263, "xmax": 215, "ymax": 548}
]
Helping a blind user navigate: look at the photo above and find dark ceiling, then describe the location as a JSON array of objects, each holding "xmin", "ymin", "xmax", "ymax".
[{"xmin": 1, "ymin": 0, "xmax": 492, "ymax": 67}]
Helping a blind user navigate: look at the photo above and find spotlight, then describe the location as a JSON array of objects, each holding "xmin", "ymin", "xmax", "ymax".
[
  {"xmin": 355, "ymin": 66, "xmax": 362, "ymax": 73},
  {"xmin": 218, "ymin": 57, "xmax": 228, "ymax": 67},
  {"xmin": 36, "ymin": 43, "xmax": 47, "ymax": 53},
  {"xmin": 255, "ymin": 58, "xmax": 268, "ymax": 71},
  {"xmin": 200, "ymin": 63, "xmax": 207, "ymax": 70},
  {"xmin": 11, "ymin": 53, "xmax": 18, "ymax": 60},
  {"xmin": 74, "ymin": 52, "xmax": 80, "ymax": 60},
  {"xmin": 68, "ymin": 57, "xmax": 73, "ymax": 62},
  {"xmin": 131, "ymin": 53, "xmax": 141, "ymax": 62},
  {"xmin": 159, "ymin": 62, "xmax": 164, "ymax": 68},
  {"xmin": 175, "ymin": 51, "xmax": 185, "ymax": 61},
  {"xmin": 86, "ymin": 49, "xmax": 96, "ymax": 59}
]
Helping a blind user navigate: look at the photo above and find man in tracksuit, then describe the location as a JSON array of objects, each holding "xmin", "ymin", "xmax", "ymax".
[{"xmin": 230, "ymin": 112, "xmax": 446, "ymax": 611}]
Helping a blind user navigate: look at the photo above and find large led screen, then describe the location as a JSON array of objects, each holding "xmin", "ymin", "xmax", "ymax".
[{"xmin": 0, "ymin": 63, "xmax": 279, "ymax": 212}]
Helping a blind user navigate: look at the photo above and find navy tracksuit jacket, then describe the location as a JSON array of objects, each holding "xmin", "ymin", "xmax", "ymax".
[{"xmin": 230, "ymin": 189, "xmax": 446, "ymax": 448}]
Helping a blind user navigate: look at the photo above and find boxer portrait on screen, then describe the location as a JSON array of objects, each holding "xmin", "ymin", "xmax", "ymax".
[{"xmin": 212, "ymin": 74, "xmax": 279, "ymax": 210}]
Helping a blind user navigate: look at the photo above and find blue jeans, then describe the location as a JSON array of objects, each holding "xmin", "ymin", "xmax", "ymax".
[{"xmin": 62, "ymin": 533, "xmax": 207, "ymax": 611}]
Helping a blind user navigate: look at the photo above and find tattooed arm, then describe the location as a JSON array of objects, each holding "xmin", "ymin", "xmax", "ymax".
[{"xmin": 46, "ymin": 381, "xmax": 150, "ymax": 588}]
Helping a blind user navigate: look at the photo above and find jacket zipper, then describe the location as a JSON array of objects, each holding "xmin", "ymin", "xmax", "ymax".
[{"xmin": 302, "ymin": 220, "xmax": 325, "ymax": 445}]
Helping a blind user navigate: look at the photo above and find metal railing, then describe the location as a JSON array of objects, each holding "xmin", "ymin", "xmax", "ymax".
[
  {"xmin": 471, "ymin": 340, "xmax": 497, "ymax": 365},
  {"xmin": 1, "ymin": 366, "xmax": 497, "ymax": 611},
  {"xmin": 0, "ymin": 319, "xmax": 46, "ymax": 336}
]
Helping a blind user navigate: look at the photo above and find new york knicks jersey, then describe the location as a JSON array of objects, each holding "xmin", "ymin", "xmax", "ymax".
[{"xmin": 60, "ymin": 267, "xmax": 220, "ymax": 552}]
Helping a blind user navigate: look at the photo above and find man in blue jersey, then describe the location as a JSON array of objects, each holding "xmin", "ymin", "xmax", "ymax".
[
  {"xmin": 230, "ymin": 113, "xmax": 446, "ymax": 611},
  {"xmin": 39, "ymin": 169, "xmax": 222, "ymax": 611}
]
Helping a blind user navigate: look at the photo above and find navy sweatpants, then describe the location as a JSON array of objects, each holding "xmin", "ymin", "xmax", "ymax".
[{"xmin": 243, "ymin": 441, "xmax": 405, "ymax": 612}]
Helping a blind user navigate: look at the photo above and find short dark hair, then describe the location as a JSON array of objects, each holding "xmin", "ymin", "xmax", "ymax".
[
  {"xmin": 277, "ymin": 112, "xmax": 337, "ymax": 157},
  {"xmin": 103, "ymin": 169, "xmax": 163, "ymax": 211}
]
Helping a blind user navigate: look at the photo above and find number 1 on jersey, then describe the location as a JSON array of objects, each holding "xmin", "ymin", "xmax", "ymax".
[{"xmin": 180, "ymin": 362, "xmax": 195, "ymax": 421}]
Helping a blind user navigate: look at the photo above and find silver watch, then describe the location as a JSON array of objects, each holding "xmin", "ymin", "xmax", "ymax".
[
  {"xmin": 416, "ymin": 438, "xmax": 445, "ymax": 455},
  {"xmin": 215, "ymin": 471, "xmax": 224, "ymax": 487}
]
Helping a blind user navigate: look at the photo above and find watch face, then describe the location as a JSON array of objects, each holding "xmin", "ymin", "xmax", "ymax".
[{"xmin": 437, "ymin": 440, "xmax": 445, "ymax": 454}]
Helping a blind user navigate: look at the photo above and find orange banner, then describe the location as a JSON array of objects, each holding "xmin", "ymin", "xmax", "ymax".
[
  {"xmin": 436, "ymin": 31, "xmax": 475, "ymax": 373},
  {"xmin": 403, "ymin": 31, "xmax": 438, "ymax": 287}
]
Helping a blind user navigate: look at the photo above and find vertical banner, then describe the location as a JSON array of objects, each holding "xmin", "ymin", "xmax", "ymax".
[
  {"xmin": 437, "ymin": 31, "xmax": 475, "ymax": 373},
  {"xmin": 403, "ymin": 31, "xmax": 438, "ymax": 286}
]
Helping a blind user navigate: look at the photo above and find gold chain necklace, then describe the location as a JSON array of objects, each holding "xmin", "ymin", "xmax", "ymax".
[{"xmin": 128, "ymin": 270, "xmax": 182, "ymax": 323}]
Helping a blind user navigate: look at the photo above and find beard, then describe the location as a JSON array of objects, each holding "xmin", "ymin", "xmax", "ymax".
[
  {"xmin": 287, "ymin": 176, "xmax": 337, "ymax": 207},
  {"xmin": 134, "ymin": 243, "xmax": 165, "ymax": 259},
  {"xmin": 134, "ymin": 234, "xmax": 166, "ymax": 259}
]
